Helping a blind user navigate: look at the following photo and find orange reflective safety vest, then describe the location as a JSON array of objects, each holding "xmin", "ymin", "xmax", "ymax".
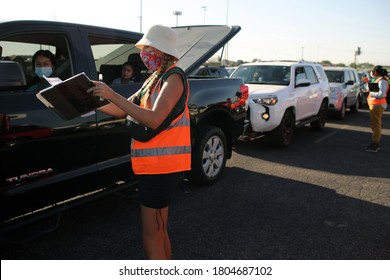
[
  {"xmin": 131, "ymin": 65, "xmax": 191, "ymax": 175},
  {"xmin": 367, "ymin": 77, "xmax": 388, "ymax": 106}
]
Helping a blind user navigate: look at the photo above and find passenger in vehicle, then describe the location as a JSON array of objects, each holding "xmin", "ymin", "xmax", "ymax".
[
  {"xmin": 252, "ymin": 72, "xmax": 263, "ymax": 82},
  {"xmin": 112, "ymin": 62, "xmax": 136, "ymax": 84},
  {"xmin": 26, "ymin": 50, "xmax": 56, "ymax": 92},
  {"xmin": 88, "ymin": 25, "xmax": 190, "ymax": 260}
]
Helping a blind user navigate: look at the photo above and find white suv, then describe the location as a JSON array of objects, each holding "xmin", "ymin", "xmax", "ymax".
[{"xmin": 231, "ymin": 60, "xmax": 330, "ymax": 147}]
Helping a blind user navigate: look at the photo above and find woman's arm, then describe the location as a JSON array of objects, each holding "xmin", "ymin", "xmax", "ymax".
[
  {"xmin": 89, "ymin": 74, "xmax": 184, "ymax": 129},
  {"xmin": 95, "ymin": 90, "xmax": 140, "ymax": 118},
  {"xmin": 97, "ymin": 102, "xmax": 127, "ymax": 118}
]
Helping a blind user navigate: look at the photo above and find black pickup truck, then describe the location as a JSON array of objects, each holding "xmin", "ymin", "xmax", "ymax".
[{"xmin": 0, "ymin": 21, "xmax": 248, "ymax": 239}]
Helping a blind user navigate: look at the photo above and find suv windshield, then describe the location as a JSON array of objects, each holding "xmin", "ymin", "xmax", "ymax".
[{"xmin": 231, "ymin": 65, "xmax": 290, "ymax": 86}]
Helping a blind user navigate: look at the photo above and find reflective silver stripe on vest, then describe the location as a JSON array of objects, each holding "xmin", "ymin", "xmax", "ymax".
[
  {"xmin": 167, "ymin": 113, "xmax": 190, "ymax": 129},
  {"xmin": 131, "ymin": 145, "xmax": 191, "ymax": 158}
]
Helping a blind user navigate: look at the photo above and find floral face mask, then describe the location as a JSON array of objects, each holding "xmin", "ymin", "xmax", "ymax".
[{"xmin": 140, "ymin": 50, "xmax": 162, "ymax": 71}]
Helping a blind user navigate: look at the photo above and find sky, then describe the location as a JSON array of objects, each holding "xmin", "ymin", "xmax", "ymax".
[{"xmin": 2, "ymin": 0, "xmax": 389, "ymax": 65}]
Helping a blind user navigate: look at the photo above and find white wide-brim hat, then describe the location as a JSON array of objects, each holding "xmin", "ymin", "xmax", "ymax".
[{"xmin": 135, "ymin": 25, "xmax": 180, "ymax": 60}]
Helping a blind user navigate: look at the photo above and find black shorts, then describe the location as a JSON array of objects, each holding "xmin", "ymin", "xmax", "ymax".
[{"xmin": 138, "ymin": 172, "xmax": 183, "ymax": 209}]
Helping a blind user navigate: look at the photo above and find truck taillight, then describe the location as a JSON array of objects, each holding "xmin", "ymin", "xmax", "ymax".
[
  {"xmin": 240, "ymin": 85, "xmax": 249, "ymax": 100},
  {"xmin": 228, "ymin": 84, "xmax": 250, "ymax": 109}
]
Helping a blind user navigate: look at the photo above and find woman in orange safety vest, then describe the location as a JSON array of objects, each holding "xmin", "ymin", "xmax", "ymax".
[
  {"xmin": 88, "ymin": 25, "xmax": 191, "ymax": 259},
  {"xmin": 365, "ymin": 65, "xmax": 388, "ymax": 152}
]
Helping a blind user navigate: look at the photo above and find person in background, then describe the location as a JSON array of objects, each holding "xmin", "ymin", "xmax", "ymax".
[
  {"xmin": 27, "ymin": 50, "xmax": 56, "ymax": 92},
  {"xmin": 384, "ymin": 68, "xmax": 390, "ymax": 106},
  {"xmin": 112, "ymin": 62, "xmax": 136, "ymax": 84},
  {"xmin": 87, "ymin": 25, "xmax": 190, "ymax": 259},
  {"xmin": 365, "ymin": 65, "xmax": 388, "ymax": 152}
]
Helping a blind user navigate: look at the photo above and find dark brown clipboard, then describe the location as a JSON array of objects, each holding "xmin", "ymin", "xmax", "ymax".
[
  {"xmin": 36, "ymin": 72, "xmax": 109, "ymax": 120},
  {"xmin": 368, "ymin": 82, "xmax": 379, "ymax": 92}
]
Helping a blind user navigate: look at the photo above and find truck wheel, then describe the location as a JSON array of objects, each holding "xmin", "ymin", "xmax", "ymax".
[
  {"xmin": 310, "ymin": 101, "xmax": 327, "ymax": 131},
  {"xmin": 269, "ymin": 110, "xmax": 295, "ymax": 147},
  {"xmin": 188, "ymin": 125, "xmax": 227, "ymax": 185}
]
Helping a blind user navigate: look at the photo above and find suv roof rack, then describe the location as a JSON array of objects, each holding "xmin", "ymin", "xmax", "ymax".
[
  {"xmin": 298, "ymin": 59, "xmax": 319, "ymax": 64},
  {"xmin": 256, "ymin": 59, "xmax": 298, "ymax": 63}
]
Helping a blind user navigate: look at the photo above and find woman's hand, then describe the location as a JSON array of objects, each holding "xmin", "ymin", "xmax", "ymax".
[{"xmin": 87, "ymin": 81, "xmax": 116, "ymax": 100}]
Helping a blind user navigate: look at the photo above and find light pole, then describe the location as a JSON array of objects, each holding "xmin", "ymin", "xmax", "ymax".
[
  {"xmin": 224, "ymin": 0, "xmax": 229, "ymax": 65},
  {"xmin": 173, "ymin": 10, "xmax": 182, "ymax": 27},
  {"xmin": 201, "ymin": 6, "xmax": 207, "ymax": 24},
  {"xmin": 354, "ymin": 46, "xmax": 361, "ymax": 66},
  {"xmin": 139, "ymin": 0, "xmax": 143, "ymax": 32},
  {"xmin": 226, "ymin": 0, "xmax": 229, "ymax": 25}
]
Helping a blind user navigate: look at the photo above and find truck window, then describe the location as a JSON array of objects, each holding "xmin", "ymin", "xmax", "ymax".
[
  {"xmin": 89, "ymin": 35, "xmax": 147, "ymax": 84},
  {"xmin": 0, "ymin": 34, "xmax": 72, "ymax": 93}
]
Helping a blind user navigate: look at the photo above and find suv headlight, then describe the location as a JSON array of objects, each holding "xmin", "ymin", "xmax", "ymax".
[{"xmin": 252, "ymin": 95, "xmax": 278, "ymax": 105}]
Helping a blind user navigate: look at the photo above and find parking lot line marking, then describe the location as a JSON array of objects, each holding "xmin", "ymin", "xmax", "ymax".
[
  {"xmin": 316, "ymin": 113, "xmax": 390, "ymax": 143},
  {"xmin": 315, "ymin": 115, "xmax": 366, "ymax": 143}
]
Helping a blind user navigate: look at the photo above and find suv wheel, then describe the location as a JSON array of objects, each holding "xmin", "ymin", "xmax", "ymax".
[
  {"xmin": 188, "ymin": 125, "xmax": 227, "ymax": 185},
  {"xmin": 310, "ymin": 101, "xmax": 327, "ymax": 131},
  {"xmin": 350, "ymin": 98, "xmax": 359, "ymax": 113},
  {"xmin": 337, "ymin": 100, "xmax": 346, "ymax": 120},
  {"xmin": 269, "ymin": 110, "xmax": 295, "ymax": 147},
  {"xmin": 358, "ymin": 92, "xmax": 364, "ymax": 108}
]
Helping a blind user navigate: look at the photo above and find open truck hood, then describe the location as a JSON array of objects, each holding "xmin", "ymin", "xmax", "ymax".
[{"xmin": 174, "ymin": 25, "xmax": 241, "ymax": 75}]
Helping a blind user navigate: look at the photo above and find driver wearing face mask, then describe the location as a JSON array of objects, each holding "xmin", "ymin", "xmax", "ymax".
[{"xmin": 26, "ymin": 49, "xmax": 56, "ymax": 92}]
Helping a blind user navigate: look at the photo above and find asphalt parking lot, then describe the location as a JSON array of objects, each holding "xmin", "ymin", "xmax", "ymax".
[{"xmin": 1, "ymin": 108, "xmax": 389, "ymax": 260}]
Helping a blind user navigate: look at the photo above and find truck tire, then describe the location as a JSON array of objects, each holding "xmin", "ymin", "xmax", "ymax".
[
  {"xmin": 269, "ymin": 110, "xmax": 295, "ymax": 147},
  {"xmin": 310, "ymin": 101, "xmax": 327, "ymax": 131},
  {"xmin": 188, "ymin": 125, "xmax": 227, "ymax": 185}
]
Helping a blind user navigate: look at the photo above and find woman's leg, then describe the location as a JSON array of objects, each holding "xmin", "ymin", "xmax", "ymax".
[
  {"xmin": 369, "ymin": 106, "xmax": 385, "ymax": 144},
  {"xmin": 140, "ymin": 205, "xmax": 171, "ymax": 259}
]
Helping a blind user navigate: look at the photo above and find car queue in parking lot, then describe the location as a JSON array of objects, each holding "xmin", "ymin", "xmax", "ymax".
[
  {"xmin": 230, "ymin": 60, "xmax": 389, "ymax": 156},
  {"xmin": 229, "ymin": 60, "xmax": 389, "ymax": 148}
]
